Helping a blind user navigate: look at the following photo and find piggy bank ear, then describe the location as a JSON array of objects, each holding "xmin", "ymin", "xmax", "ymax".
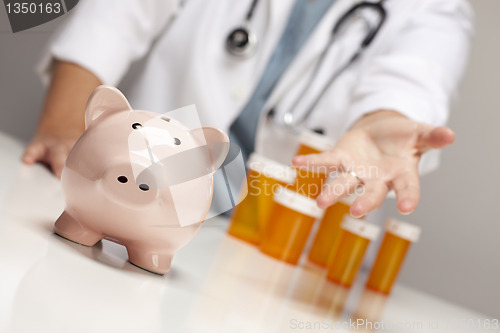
[
  {"xmin": 85, "ymin": 85, "xmax": 132, "ymax": 129},
  {"xmin": 190, "ymin": 127, "xmax": 230, "ymax": 171}
]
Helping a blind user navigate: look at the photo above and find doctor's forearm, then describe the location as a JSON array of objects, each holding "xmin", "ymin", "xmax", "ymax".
[
  {"xmin": 36, "ymin": 60, "xmax": 102, "ymax": 136},
  {"xmin": 22, "ymin": 60, "xmax": 102, "ymax": 177}
]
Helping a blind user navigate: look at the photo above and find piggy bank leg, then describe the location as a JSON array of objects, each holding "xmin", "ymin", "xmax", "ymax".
[
  {"xmin": 126, "ymin": 246, "xmax": 173, "ymax": 275},
  {"xmin": 54, "ymin": 211, "xmax": 103, "ymax": 246}
]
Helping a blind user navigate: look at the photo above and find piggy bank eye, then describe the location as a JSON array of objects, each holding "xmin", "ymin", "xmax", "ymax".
[
  {"xmin": 139, "ymin": 184, "xmax": 150, "ymax": 191},
  {"xmin": 132, "ymin": 123, "xmax": 142, "ymax": 130},
  {"xmin": 174, "ymin": 138, "xmax": 181, "ymax": 145}
]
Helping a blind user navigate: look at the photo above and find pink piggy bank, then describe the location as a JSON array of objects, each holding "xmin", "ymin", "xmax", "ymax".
[{"xmin": 54, "ymin": 85, "xmax": 229, "ymax": 274}]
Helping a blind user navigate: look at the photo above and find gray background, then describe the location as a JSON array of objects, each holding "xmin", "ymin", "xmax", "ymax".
[{"xmin": 1, "ymin": 0, "xmax": 499, "ymax": 317}]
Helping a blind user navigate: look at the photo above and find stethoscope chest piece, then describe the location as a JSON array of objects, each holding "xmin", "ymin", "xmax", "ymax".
[{"xmin": 226, "ymin": 26, "xmax": 258, "ymax": 58}]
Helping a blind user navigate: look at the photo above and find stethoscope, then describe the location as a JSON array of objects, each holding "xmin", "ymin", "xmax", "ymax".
[{"xmin": 226, "ymin": 0, "xmax": 387, "ymax": 130}]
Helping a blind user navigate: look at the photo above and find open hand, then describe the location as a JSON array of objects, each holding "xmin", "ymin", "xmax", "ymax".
[
  {"xmin": 292, "ymin": 111, "xmax": 455, "ymax": 217},
  {"xmin": 22, "ymin": 129, "xmax": 81, "ymax": 179}
]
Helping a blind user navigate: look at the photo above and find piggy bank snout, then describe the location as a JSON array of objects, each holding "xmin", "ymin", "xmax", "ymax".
[{"xmin": 102, "ymin": 162, "xmax": 164, "ymax": 206}]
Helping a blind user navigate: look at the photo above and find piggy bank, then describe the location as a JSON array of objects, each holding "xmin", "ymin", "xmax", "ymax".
[{"xmin": 54, "ymin": 85, "xmax": 229, "ymax": 274}]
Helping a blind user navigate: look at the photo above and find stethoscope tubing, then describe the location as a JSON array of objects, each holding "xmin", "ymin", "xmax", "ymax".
[{"xmin": 227, "ymin": 0, "xmax": 387, "ymax": 131}]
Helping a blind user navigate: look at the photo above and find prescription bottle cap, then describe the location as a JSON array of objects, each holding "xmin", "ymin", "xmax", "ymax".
[
  {"xmin": 273, "ymin": 186, "xmax": 324, "ymax": 219},
  {"xmin": 247, "ymin": 153, "xmax": 296, "ymax": 184},
  {"xmin": 299, "ymin": 130, "xmax": 336, "ymax": 152},
  {"xmin": 385, "ymin": 218, "xmax": 421, "ymax": 242},
  {"xmin": 341, "ymin": 217, "xmax": 380, "ymax": 240}
]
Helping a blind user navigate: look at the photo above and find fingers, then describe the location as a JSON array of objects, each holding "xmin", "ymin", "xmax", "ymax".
[
  {"xmin": 319, "ymin": 171, "xmax": 421, "ymax": 216},
  {"xmin": 22, "ymin": 142, "xmax": 47, "ymax": 164},
  {"xmin": 418, "ymin": 126, "xmax": 455, "ymax": 153},
  {"xmin": 22, "ymin": 130, "xmax": 78, "ymax": 179},
  {"xmin": 47, "ymin": 146, "xmax": 69, "ymax": 179},
  {"xmin": 318, "ymin": 176, "xmax": 390, "ymax": 218},
  {"xmin": 23, "ymin": 140, "xmax": 69, "ymax": 179},
  {"xmin": 316, "ymin": 171, "xmax": 360, "ymax": 209},
  {"xmin": 350, "ymin": 180, "xmax": 389, "ymax": 218},
  {"xmin": 319, "ymin": 174, "xmax": 418, "ymax": 217},
  {"xmin": 391, "ymin": 172, "xmax": 420, "ymax": 215}
]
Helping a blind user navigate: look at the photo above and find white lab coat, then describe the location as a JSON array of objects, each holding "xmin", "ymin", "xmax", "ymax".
[{"xmin": 39, "ymin": 0, "xmax": 473, "ymax": 171}]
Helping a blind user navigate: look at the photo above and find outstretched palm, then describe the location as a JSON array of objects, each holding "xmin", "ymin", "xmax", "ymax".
[{"xmin": 292, "ymin": 111, "xmax": 455, "ymax": 217}]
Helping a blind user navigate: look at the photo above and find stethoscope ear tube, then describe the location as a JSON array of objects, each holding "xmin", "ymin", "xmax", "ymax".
[
  {"xmin": 332, "ymin": 1, "xmax": 386, "ymax": 48},
  {"xmin": 361, "ymin": 3, "xmax": 386, "ymax": 47},
  {"xmin": 271, "ymin": 2, "xmax": 386, "ymax": 130}
]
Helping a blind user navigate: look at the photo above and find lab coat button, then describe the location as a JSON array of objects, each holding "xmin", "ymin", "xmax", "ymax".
[{"xmin": 231, "ymin": 84, "xmax": 249, "ymax": 101}]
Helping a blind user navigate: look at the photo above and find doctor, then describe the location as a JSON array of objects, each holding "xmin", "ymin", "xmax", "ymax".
[{"xmin": 22, "ymin": 0, "xmax": 472, "ymax": 218}]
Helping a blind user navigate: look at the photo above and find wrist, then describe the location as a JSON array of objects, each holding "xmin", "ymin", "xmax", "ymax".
[
  {"xmin": 36, "ymin": 115, "xmax": 83, "ymax": 138},
  {"xmin": 351, "ymin": 109, "xmax": 407, "ymax": 130}
]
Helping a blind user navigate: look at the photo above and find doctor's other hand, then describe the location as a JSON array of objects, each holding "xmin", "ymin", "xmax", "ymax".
[
  {"xmin": 22, "ymin": 129, "xmax": 81, "ymax": 179},
  {"xmin": 292, "ymin": 110, "xmax": 455, "ymax": 217},
  {"xmin": 21, "ymin": 60, "xmax": 101, "ymax": 179}
]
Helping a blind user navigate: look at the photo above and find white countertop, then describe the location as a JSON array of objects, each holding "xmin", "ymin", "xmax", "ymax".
[{"xmin": 0, "ymin": 132, "xmax": 496, "ymax": 333}]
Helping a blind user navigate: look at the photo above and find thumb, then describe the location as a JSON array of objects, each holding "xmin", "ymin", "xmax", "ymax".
[
  {"xmin": 417, "ymin": 126, "xmax": 455, "ymax": 154},
  {"xmin": 22, "ymin": 142, "xmax": 47, "ymax": 164}
]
